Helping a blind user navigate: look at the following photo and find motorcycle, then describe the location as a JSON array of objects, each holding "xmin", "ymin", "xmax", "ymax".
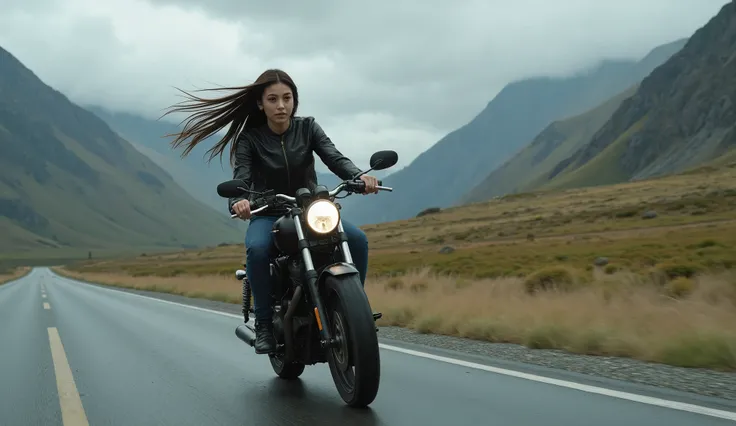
[{"xmin": 217, "ymin": 150, "xmax": 398, "ymax": 408}]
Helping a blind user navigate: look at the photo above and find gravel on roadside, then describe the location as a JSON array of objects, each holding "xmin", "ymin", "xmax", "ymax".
[
  {"xmin": 69, "ymin": 278, "xmax": 736, "ymax": 402},
  {"xmin": 377, "ymin": 326, "xmax": 736, "ymax": 402}
]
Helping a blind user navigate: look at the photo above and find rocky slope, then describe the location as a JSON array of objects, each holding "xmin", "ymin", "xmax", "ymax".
[{"xmin": 539, "ymin": 0, "xmax": 736, "ymax": 191}]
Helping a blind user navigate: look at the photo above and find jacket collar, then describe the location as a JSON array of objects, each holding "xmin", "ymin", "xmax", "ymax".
[{"xmin": 263, "ymin": 117, "xmax": 294, "ymax": 137}]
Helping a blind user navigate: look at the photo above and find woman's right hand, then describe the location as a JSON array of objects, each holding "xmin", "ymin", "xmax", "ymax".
[{"xmin": 232, "ymin": 199, "xmax": 251, "ymax": 220}]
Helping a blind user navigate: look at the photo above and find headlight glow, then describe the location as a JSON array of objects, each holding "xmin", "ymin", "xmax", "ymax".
[{"xmin": 305, "ymin": 200, "xmax": 340, "ymax": 234}]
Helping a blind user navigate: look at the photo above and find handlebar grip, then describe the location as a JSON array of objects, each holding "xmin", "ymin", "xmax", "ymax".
[
  {"xmin": 231, "ymin": 199, "xmax": 262, "ymax": 219},
  {"xmin": 346, "ymin": 179, "xmax": 390, "ymax": 193}
]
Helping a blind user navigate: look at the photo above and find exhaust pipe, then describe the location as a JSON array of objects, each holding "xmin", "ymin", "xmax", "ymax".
[{"xmin": 235, "ymin": 324, "xmax": 256, "ymax": 347}]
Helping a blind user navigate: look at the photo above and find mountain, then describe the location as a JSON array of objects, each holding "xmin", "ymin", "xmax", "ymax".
[
  {"xmin": 86, "ymin": 106, "xmax": 233, "ymax": 214},
  {"xmin": 461, "ymin": 84, "xmax": 638, "ymax": 203},
  {"xmin": 0, "ymin": 46, "xmax": 241, "ymax": 253},
  {"xmin": 86, "ymin": 107, "xmax": 360, "ymax": 213},
  {"xmin": 338, "ymin": 38, "xmax": 688, "ymax": 226},
  {"xmin": 538, "ymin": 1, "xmax": 736, "ymax": 191}
]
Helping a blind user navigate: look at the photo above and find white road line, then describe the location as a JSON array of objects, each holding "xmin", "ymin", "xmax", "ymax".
[
  {"xmin": 380, "ymin": 344, "xmax": 736, "ymax": 421},
  {"xmin": 50, "ymin": 272, "xmax": 736, "ymax": 421},
  {"xmin": 42, "ymin": 294, "xmax": 47, "ymax": 298},
  {"xmin": 43, "ymin": 302, "xmax": 50, "ymax": 310},
  {"xmin": 48, "ymin": 327, "xmax": 89, "ymax": 426}
]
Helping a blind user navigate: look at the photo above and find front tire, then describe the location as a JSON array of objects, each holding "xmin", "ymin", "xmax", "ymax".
[{"xmin": 324, "ymin": 274, "xmax": 380, "ymax": 407}]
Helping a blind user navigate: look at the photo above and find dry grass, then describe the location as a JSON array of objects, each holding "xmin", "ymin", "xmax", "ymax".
[
  {"xmin": 368, "ymin": 268, "xmax": 736, "ymax": 370},
  {"xmin": 49, "ymin": 163, "xmax": 736, "ymax": 370},
  {"xmin": 360, "ymin": 163, "xmax": 736, "ymax": 250},
  {"xmin": 52, "ymin": 268, "xmax": 242, "ymax": 305},
  {"xmin": 0, "ymin": 267, "xmax": 31, "ymax": 285},
  {"xmin": 52, "ymin": 265, "xmax": 736, "ymax": 370},
  {"xmin": 61, "ymin": 164, "xmax": 736, "ymax": 280},
  {"xmin": 62, "ymin": 219, "xmax": 736, "ymax": 281}
]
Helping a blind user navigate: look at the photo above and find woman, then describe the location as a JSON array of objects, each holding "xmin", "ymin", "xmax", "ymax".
[{"xmin": 164, "ymin": 69, "xmax": 379, "ymax": 354}]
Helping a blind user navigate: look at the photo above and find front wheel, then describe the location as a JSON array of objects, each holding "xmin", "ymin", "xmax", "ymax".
[{"xmin": 324, "ymin": 274, "xmax": 380, "ymax": 407}]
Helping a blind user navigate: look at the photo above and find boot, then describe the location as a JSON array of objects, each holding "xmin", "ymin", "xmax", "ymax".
[{"xmin": 254, "ymin": 321, "xmax": 276, "ymax": 354}]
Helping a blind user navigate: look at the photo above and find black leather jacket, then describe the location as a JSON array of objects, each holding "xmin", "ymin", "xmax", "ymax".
[{"xmin": 228, "ymin": 116, "xmax": 363, "ymax": 217}]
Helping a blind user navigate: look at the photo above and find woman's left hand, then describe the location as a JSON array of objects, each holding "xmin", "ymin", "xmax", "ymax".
[{"xmin": 359, "ymin": 175, "xmax": 379, "ymax": 194}]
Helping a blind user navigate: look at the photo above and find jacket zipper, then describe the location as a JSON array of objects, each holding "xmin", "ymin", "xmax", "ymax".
[{"xmin": 280, "ymin": 138, "xmax": 291, "ymax": 193}]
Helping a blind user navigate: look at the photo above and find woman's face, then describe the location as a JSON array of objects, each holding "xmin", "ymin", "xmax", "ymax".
[{"xmin": 260, "ymin": 82, "xmax": 294, "ymax": 126}]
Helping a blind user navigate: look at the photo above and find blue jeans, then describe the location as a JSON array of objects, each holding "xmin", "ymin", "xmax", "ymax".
[{"xmin": 244, "ymin": 215, "xmax": 369, "ymax": 323}]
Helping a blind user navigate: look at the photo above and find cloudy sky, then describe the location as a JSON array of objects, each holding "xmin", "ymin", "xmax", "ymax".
[{"xmin": 0, "ymin": 0, "xmax": 729, "ymax": 169}]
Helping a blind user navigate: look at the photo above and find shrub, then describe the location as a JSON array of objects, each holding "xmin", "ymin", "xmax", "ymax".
[
  {"xmin": 656, "ymin": 262, "xmax": 703, "ymax": 279},
  {"xmin": 664, "ymin": 277, "xmax": 695, "ymax": 298},
  {"xmin": 523, "ymin": 266, "xmax": 586, "ymax": 294}
]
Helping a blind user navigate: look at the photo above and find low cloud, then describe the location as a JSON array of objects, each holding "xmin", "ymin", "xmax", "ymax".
[{"xmin": 0, "ymin": 0, "xmax": 727, "ymax": 169}]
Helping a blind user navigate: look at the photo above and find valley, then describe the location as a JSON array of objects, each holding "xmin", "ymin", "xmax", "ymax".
[{"xmin": 3, "ymin": 0, "xmax": 736, "ymax": 378}]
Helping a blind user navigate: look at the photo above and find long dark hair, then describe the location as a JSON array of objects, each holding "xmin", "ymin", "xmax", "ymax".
[{"xmin": 162, "ymin": 69, "xmax": 299, "ymax": 165}]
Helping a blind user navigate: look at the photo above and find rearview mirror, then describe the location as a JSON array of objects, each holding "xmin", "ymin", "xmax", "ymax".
[
  {"xmin": 235, "ymin": 269, "xmax": 247, "ymax": 280},
  {"xmin": 369, "ymin": 150, "xmax": 399, "ymax": 171}
]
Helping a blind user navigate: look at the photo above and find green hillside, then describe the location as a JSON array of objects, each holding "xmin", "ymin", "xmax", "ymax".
[
  {"xmin": 0, "ymin": 46, "xmax": 242, "ymax": 258},
  {"xmin": 461, "ymin": 84, "xmax": 638, "ymax": 203}
]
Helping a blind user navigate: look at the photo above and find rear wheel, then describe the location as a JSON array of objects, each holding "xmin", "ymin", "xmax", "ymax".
[
  {"xmin": 269, "ymin": 355, "xmax": 305, "ymax": 379},
  {"xmin": 324, "ymin": 274, "xmax": 380, "ymax": 407}
]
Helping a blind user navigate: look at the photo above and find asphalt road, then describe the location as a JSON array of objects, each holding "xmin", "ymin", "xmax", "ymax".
[{"xmin": 1, "ymin": 267, "xmax": 736, "ymax": 426}]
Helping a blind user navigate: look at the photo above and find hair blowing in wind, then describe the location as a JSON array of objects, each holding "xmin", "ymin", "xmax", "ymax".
[{"xmin": 162, "ymin": 69, "xmax": 299, "ymax": 165}]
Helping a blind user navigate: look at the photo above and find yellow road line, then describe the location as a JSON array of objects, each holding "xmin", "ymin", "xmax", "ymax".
[{"xmin": 47, "ymin": 327, "xmax": 89, "ymax": 426}]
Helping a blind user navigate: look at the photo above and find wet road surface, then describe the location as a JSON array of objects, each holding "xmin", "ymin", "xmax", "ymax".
[{"xmin": 1, "ymin": 267, "xmax": 735, "ymax": 425}]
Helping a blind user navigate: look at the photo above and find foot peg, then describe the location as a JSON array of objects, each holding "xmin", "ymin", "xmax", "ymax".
[{"xmin": 373, "ymin": 312, "xmax": 382, "ymax": 332}]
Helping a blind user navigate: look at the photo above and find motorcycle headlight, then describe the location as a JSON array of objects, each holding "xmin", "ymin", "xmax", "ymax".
[{"xmin": 305, "ymin": 200, "xmax": 340, "ymax": 234}]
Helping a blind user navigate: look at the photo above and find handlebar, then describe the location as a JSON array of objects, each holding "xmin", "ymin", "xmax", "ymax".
[
  {"xmin": 336, "ymin": 179, "xmax": 391, "ymax": 197},
  {"xmin": 229, "ymin": 179, "xmax": 392, "ymax": 219}
]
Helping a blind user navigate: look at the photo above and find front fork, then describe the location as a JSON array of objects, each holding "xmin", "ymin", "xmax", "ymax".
[
  {"xmin": 336, "ymin": 220, "xmax": 382, "ymax": 326},
  {"xmin": 293, "ymin": 212, "xmax": 337, "ymax": 348},
  {"xmin": 293, "ymin": 215, "xmax": 381, "ymax": 347}
]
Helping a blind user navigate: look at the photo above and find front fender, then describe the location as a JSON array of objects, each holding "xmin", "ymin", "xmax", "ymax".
[{"xmin": 318, "ymin": 262, "xmax": 359, "ymax": 286}]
